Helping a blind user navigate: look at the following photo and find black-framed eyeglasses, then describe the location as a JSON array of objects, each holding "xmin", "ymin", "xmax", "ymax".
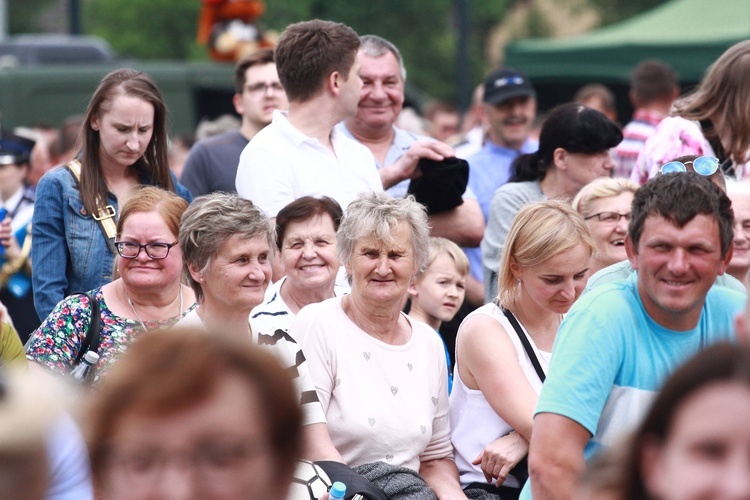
[
  {"xmin": 584, "ymin": 212, "xmax": 631, "ymax": 224},
  {"xmin": 243, "ymin": 82, "xmax": 284, "ymax": 96},
  {"xmin": 114, "ymin": 241, "xmax": 178, "ymax": 260},
  {"xmin": 659, "ymin": 156, "xmax": 720, "ymax": 176}
]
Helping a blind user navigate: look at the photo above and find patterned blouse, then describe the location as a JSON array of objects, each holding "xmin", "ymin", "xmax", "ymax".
[{"xmin": 26, "ymin": 287, "xmax": 197, "ymax": 383}]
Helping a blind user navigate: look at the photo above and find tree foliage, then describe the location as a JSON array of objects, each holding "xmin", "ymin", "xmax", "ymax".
[
  {"xmin": 9, "ymin": 0, "xmax": 57, "ymax": 33},
  {"xmin": 84, "ymin": 0, "xmax": 204, "ymax": 59},
  {"xmin": 262, "ymin": 0, "xmax": 512, "ymax": 103},
  {"xmin": 72, "ymin": 0, "xmax": 669, "ymax": 104}
]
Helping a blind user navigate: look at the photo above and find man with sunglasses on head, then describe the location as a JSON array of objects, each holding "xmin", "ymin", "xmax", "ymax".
[
  {"xmin": 584, "ymin": 155, "xmax": 745, "ymax": 293},
  {"xmin": 524, "ymin": 172, "xmax": 745, "ymax": 500},
  {"xmin": 181, "ymin": 49, "xmax": 288, "ymax": 197}
]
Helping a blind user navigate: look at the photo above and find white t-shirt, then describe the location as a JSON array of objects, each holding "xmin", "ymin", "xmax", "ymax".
[
  {"xmin": 293, "ymin": 296, "xmax": 452, "ymax": 471},
  {"xmin": 235, "ymin": 110, "xmax": 383, "ymax": 217}
]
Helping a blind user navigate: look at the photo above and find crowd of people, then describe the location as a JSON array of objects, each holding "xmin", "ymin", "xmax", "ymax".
[{"xmin": 0, "ymin": 17, "xmax": 749, "ymax": 500}]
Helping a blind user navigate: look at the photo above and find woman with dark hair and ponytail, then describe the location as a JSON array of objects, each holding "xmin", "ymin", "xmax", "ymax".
[
  {"xmin": 31, "ymin": 69, "xmax": 192, "ymax": 321},
  {"xmin": 480, "ymin": 103, "xmax": 622, "ymax": 302}
]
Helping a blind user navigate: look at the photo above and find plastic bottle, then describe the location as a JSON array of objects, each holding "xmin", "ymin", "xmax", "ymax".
[
  {"xmin": 71, "ymin": 351, "xmax": 100, "ymax": 382},
  {"xmin": 329, "ymin": 481, "xmax": 346, "ymax": 500}
]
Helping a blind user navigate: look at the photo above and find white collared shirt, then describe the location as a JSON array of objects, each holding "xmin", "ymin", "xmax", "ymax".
[{"xmin": 236, "ymin": 110, "xmax": 383, "ymax": 217}]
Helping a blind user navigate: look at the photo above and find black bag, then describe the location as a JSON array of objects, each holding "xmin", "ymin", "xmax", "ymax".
[
  {"xmin": 407, "ymin": 156, "xmax": 469, "ymax": 215},
  {"xmin": 315, "ymin": 461, "xmax": 389, "ymax": 500},
  {"xmin": 73, "ymin": 292, "xmax": 102, "ymax": 381}
]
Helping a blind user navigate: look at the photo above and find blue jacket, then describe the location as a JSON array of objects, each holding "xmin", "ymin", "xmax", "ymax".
[{"xmin": 31, "ymin": 166, "xmax": 192, "ymax": 321}]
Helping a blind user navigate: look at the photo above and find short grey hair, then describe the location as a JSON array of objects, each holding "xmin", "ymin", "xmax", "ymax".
[
  {"xmin": 359, "ymin": 34, "xmax": 407, "ymax": 82},
  {"xmin": 178, "ymin": 192, "xmax": 276, "ymax": 301},
  {"xmin": 337, "ymin": 192, "xmax": 430, "ymax": 273}
]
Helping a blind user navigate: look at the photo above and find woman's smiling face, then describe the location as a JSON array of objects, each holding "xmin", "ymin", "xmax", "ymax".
[{"xmin": 583, "ymin": 192, "xmax": 633, "ymax": 268}]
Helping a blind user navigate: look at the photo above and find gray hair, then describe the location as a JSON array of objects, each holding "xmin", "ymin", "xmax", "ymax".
[
  {"xmin": 178, "ymin": 192, "xmax": 276, "ymax": 301},
  {"xmin": 337, "ymin": 192, "xmax": 430, "ymax": 273},
  {"xmin": 359, "ymin": 34, "xmax": 407, "ymax": 82}
]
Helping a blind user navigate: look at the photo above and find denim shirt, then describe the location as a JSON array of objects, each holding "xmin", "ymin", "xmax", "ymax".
[{"xmin": 31, "ymin": 166, "xmax": 192, "ymax": 321}]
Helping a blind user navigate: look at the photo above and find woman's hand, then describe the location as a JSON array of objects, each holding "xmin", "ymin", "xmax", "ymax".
[
  {"xmin": 472, "ymin": 431, "xmax": 529, "ymax": 487},
  {"xmin": 0, "ymin": 220, "xmax": 21, "ymax": 260}
]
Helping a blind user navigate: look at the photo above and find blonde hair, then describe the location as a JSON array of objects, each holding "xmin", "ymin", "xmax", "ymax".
[
  {"xmin": 497, "ymin": 200, "xmax": 595, "ymax": 308},
  {"xmin": 416, "ymin": 237, "xmax": 469, "ymax": 279},
  {"xmin": 572, "ymin": 177, "xmax": 639, "ymax": 217}
]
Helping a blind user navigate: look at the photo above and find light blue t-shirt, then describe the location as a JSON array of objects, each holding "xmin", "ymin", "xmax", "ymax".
[{"xmin": 519, "ymin": 273, "xmax": 744, "ymax": 499}]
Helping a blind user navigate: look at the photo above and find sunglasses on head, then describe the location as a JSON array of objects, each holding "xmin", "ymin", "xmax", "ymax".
[{"xmin": 659, "ymin": 156, "xmax": 720, "ymax": 176}]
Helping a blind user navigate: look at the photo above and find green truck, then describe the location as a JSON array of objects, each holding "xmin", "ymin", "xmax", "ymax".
[
  {"xmin": 0, "ymin": 36, "xmax": 237, "ymax": 134},
  {"xmin": 0, "ymin": 61, "xmax": 237, "ymax": 135}
]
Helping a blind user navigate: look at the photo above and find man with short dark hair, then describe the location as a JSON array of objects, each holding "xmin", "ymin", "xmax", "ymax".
[
  {"xmin": 235, "ymin": 20, "xmax": 382, "ymax": 217},
  {"xmin": 181, "ymin": 49, "xmax": 287, "ymax": 196},
  {"xmin": 525, "ymin": 173, "xmax": 745, "ymax": 500},
  {"xmin": 614, "ymin": 60, "xmax": 679, "ymax": 179}
]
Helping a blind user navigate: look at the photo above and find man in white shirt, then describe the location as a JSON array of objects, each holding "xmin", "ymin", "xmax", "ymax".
[{"xmin": 235, "ymin": 20, "xmax": 382, "ymax": 217}]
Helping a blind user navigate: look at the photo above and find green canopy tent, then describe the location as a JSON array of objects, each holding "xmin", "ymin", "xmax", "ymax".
[{"xmin": 504, "ymin": 0, "xmax": 750, "ymax": 118}]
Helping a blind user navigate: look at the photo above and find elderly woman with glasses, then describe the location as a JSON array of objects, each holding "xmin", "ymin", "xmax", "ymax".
[
  {"xmin": 26, "ymin": 187, "xmax": 197, "ymax": 383},
  {"xmin": 293, "ymin": 191, "xmax": 465, "ymax": 497},
  {"xmin": 573, "ymin": 178, "xmax": 639, "ymax": 275}
]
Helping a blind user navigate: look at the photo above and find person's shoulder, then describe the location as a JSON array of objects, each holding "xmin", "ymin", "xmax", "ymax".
[
  {"xmin": 407, "ymin": 316, "xmax": 445, "ymax": 350},
  {"xmin": 585, "ymin": 260, "xmax": 634, "ymax": 292},
  {"xmin": 393, "ymin": 126, "xmax": 432, "ymax": 145},
  {"xmin": 566, "ymin": 276, "xmax": 639, "ymax": 325},
  {"xmin": 336, "ymin": 130, "xmax": 377, "ymax": 156},
  {"xmin": 705, "ymin": 284, "xmax": 746, "ymax": 311},
  {"xmin": 199, "ymin": 130, "xmax": 245, "ymax": 147},
  {"xmin": 492, "ymin": 180, "xmax": 542, "ymax": 204},
  {"xmin": 296, "ymin": 296, "xmax": 343, "ymax": 321},
  {"xmin": 38, "ymin": 164, "xmax": 73, "ymax": 187},
  {"xmin": 245, "ymin": 116, "xmax": 288, "ymax": 150},
  {"xmin": 466, "ymin": 141, "xmax": 498, "ymax": 164},
  {"xmin": 173, "ymin": 308, "xmax": 205, "ymax": 330},
  {"xmin": 714, "ymin": 273, "xmax": 747, "ymax": 294}
]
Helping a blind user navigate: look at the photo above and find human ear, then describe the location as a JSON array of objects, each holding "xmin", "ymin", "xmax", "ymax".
[
  {"xmin": 509, "ymin": 257, "xmax": 521, "ymax": 279},
  {"xmin": 187, "ymin": 262, "xmax": 204, "ymax": 284},
  {"xmin": 625, "ymin": 235, "xmax": 638, "ymax": 270},
  {"xmin": 328, "ymin": 71, "xmax": 341, "ymax": 96},
  {"xmin": 553, "ymin": 147, "xmax": 568, "ymax": 170},
  {"xmin": 232, "ymin": 93, "xmax": 244, "ymax": 115}
]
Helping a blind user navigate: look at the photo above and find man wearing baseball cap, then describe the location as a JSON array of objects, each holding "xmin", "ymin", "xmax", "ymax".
[{"xmin": 464, "ymin": 68, "xmax": 538, "ymax": 303}]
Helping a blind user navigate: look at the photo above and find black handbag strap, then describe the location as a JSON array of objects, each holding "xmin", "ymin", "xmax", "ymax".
[
  {"xmin": 496, "ymin": 300, "xmax": 546, "ymax": 383},
  {"xmin": 74, "ymin": 292, "xmax": 101, "ymax": 364}
]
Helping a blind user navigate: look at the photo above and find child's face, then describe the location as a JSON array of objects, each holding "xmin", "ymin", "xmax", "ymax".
[{"xmin": 409, "ymin": 254, "xmax": 466, "ymax": 325}]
